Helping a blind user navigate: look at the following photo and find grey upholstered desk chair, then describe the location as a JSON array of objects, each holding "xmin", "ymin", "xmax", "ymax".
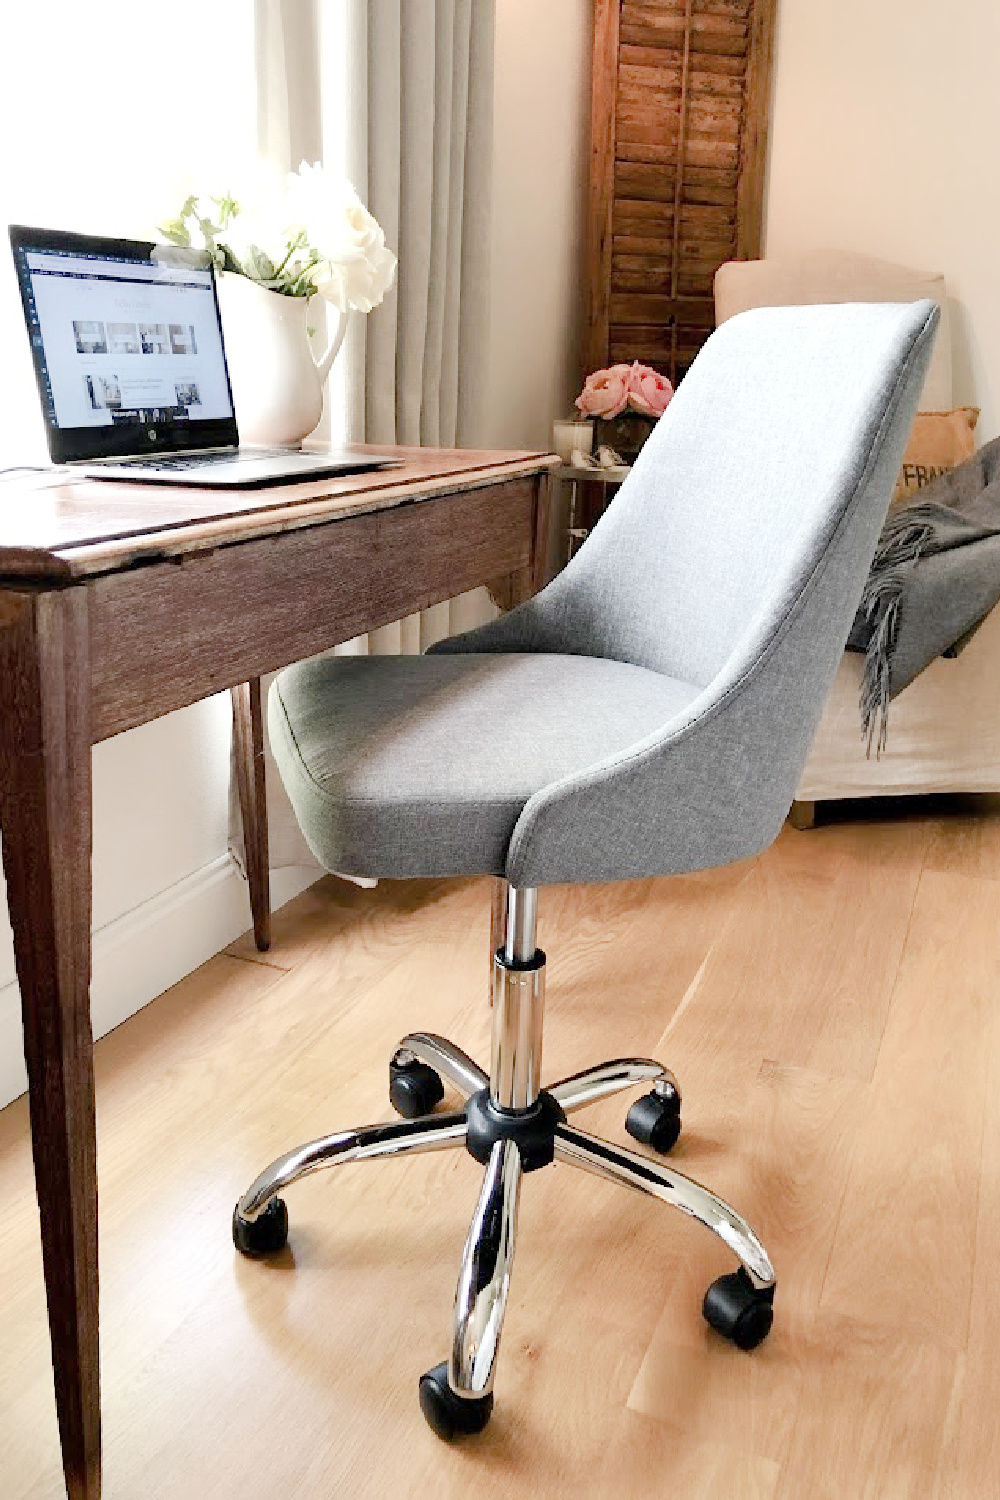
[{"xmin": 234, "ymin": 299, "xmax": 939, "ymax": 1440}]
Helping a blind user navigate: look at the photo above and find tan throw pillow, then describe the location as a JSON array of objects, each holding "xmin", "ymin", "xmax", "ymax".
[{"xmin": 892, "ymin": 408, "xmax": 980, "ymax": 506}]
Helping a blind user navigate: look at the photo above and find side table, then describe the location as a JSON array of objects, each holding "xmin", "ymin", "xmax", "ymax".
[{"xmin": 555, "ymin": 462, "xmax": 630, "ymax": 562}]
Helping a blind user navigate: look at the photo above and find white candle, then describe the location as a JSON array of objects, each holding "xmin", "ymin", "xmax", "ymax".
[{"xmin": 552, "ymin": 420, "xmax": 593, "ymax": 463}]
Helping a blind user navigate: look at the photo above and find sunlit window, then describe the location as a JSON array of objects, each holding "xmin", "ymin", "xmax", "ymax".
[{"xmin": 0, "ymin": 2, "xmax": 256, "ymax": 466}]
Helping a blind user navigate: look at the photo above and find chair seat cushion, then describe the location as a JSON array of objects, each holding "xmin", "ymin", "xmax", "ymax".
[{"xmin": 268, "ymin": 653, "xmax": 700, "ymax": 878}]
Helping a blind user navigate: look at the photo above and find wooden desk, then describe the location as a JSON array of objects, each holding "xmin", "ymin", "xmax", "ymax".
[{"xmin": 0, "ymin": 445, "xmax": 556, "ymax": 1500}]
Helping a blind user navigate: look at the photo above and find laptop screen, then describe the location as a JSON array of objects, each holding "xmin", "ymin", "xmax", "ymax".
[{"xmin": 9, "ymin": 225, "xmax": 239, "ymax": 463}]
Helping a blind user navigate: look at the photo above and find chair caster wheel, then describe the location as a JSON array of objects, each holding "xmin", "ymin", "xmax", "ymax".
[
  {"xmin": 418, "ymin": 1362, "xmax": 493, "ymax": 1440},
  {"xmin": 703, "ymin": 1268, "xmax": 774, "ymax": 1350},
  {"xmin": 232, "ymin": 1197, "xmax": 289, "ymax": 1258},
  {"xmin": 390, "ymin": 1055, "xmax": 445, "ymax": 1118},
  {"xmin": 626, "ymin": 1089, "xmax": 681, "ymax": 1154}
]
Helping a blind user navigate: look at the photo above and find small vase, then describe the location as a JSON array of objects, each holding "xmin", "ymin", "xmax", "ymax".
[
  {"xmin": 594, "ymin": 411, "xmax": 657, "ymax": 461},
  {"xmin": 215, "ymin": 271, "xmax": 349, "ymax": 448}
]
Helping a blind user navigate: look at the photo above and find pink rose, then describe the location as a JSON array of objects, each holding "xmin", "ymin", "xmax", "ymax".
[
  {"xmin": 575, "ymin": 364, "xmax": 631, "ymax": 419},
  {"xmin": 626, "ymin": 362, "xmax": 673, "ymax": 418}
]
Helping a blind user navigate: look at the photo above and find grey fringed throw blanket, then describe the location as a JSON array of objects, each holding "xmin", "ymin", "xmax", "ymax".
[{"xmin": 848, "ymin": 433, "xmax": 1000, "ymax": 754}]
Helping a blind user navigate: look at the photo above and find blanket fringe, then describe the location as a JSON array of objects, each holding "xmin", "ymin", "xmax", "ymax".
[{"xmin": 859, "ymin": 507, "xmax": 936, "ymax": 756}]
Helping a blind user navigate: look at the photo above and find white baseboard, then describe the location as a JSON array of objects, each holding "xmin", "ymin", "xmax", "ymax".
[{"xmin": 0, "ymin": 856, "xmax": 320, "ymax": 1111}]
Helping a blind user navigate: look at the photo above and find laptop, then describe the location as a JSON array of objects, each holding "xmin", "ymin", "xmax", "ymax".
[{"xmin": 8, "ymin": 224, "xmax": 396, "ymax": 487}]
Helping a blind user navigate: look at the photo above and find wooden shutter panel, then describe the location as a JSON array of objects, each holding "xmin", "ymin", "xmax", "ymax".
[{"xmin": 586, "ymin": 0, "xmax": 777, "ymax": 384}]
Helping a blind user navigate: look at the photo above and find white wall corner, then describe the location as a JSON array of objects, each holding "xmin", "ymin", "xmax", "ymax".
[{"xmin": 0, "ymin": 857, "xmax": 319, "ymax": 1112}]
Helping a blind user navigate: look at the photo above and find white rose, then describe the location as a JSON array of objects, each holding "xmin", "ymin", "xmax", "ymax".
[
  {"xmin": 311, "ymin": 240, "xmax": 397, "ymax": 312},
  {"xmin": 286, "ymin": 162, "xmax": 397, "ymax": 312}
]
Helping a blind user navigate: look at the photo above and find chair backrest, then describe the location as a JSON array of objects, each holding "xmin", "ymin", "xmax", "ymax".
[
  {"xmin": 478, "ymin": 303, "xmax": 939, "ymax": 693},
  {"xmin": 438, "ymin": 301, "xmax": 939, "ymax": 884}
]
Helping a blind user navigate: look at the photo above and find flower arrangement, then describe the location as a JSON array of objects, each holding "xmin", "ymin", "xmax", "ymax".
[
  {"xmin": 575, "ymin": 361, "xmax": 674, "ymax": 420},
  {"xmin": 159, "ymin": 160, "xmax": 396, "ymax": 313}
]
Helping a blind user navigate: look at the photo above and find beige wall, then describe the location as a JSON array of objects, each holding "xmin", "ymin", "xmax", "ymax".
[
  {"xmin": 765, "ymin": 0, "xmax": 1000, "ymax": 441},
  {"xmin": 485, "ymin": 0, "xmax": 592, "ymax": 452}
]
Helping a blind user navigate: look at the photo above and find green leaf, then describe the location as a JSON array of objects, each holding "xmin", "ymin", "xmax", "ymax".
[
  {"xmin": 244, "ymin": 245, "xmax": 277, "ymax": 282},
  {"xmin": 158, "ymin": 218, "xmax": 191, "ymax": 246},
  {"xmin": 195, "ymin": 214, "xmax": 221, "ymax": 258},
  {"xmin": 212, "ymin": 192, "xmax": 239, "ymax": 226}
]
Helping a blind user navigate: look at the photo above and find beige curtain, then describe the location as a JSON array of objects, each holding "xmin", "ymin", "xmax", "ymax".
[
  {"xmin": 346, "ymin": 0, "xmax": 497, "ymax": 655},
  {"xmin": 232, "ymin": 0, "xmax": 498, "ymax": 874}
]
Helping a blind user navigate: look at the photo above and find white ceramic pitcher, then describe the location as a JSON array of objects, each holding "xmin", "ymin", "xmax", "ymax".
[{"xmin": 216, "ymin": 271, "xmax": 349, "ymax": 448}]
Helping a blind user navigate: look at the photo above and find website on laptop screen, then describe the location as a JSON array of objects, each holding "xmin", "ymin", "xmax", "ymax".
[{"xmin": 17, "ymin": 244, "xmax": 234, "ymax": 439}]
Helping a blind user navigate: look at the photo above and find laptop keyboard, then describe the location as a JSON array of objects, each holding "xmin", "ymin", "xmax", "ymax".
[{"xmin": 116, "ymin": 449, "xmax": 293, "ymax": 472}]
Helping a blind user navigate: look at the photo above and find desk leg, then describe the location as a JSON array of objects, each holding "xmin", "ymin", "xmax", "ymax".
[
  {"xmin": 486, "ymin": 470, "xmax": 555, "ymax": 614},
  {"xmin": 0, "ymin": 590, "xmax": 99, "ymax": 1500},
  {"xmin": 529, "ymin": 469, "xmax": 554, "ymax": 597},
  {"xmin": 231, "ymin": 679, "xmax": 271, "ymax": 951}
]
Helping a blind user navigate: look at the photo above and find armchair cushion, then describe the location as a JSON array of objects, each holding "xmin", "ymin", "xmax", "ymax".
[{"xmin": 714, "ymin": 249, "xmax": 952, "ymax": 410}]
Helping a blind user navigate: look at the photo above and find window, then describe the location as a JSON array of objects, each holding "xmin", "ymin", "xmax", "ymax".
[{"xmin": 0, "ymin": 2, "xmax": 256, "ymax": 466}]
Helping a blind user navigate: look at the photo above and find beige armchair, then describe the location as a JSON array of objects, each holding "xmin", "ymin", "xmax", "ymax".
[{"xmin": 715, "ymin": 249, "xmax": 1000, "ymax": 820}]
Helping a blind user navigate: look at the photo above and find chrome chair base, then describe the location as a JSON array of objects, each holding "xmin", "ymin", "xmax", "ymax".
[{"xmin": 234, "ymin": 883, "xmax": 777, "ymax": 1437}]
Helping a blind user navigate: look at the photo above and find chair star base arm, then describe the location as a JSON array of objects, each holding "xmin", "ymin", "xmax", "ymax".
[
  {"xmin": 549, "ymin": 1057, "xmax": 681, "ymax": 1114},
  {"xmin": 553, "ymin": 1121, "xmax": 775, "ymax": 1292},
  {"xmin": 235, "ymin": 1110, "xmax": 469, "ymax": 1224},
  {"xmin": 392, "ymin": 1032, "xmax": 488, "ymax": 1098},
  {"xmin": 448, "ymin": 1136, "xmax": 522, "ymax": 1399}
]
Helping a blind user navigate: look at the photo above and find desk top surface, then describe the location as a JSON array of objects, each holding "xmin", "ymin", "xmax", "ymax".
[{"xmin": 0, "ymin": 444, "xmax": 558, "ymax": 584}]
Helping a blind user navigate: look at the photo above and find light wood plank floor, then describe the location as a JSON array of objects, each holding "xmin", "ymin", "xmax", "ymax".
[{"xmin": 3, "ymin": 797, "xmax": 1000, "ymax": 1498}]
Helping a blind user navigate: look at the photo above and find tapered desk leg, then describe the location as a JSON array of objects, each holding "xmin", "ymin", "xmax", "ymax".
[
  {"xmin": 232, "ymin": 679, "xmax": 271, "ymax": 952},
  {"xmin": 0, "ymin": 590, "xmax": 100, "ymax": 1500},
  {"xmin": 529, "ymin": 469, "xmax": 554, "ymax": 596}
]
